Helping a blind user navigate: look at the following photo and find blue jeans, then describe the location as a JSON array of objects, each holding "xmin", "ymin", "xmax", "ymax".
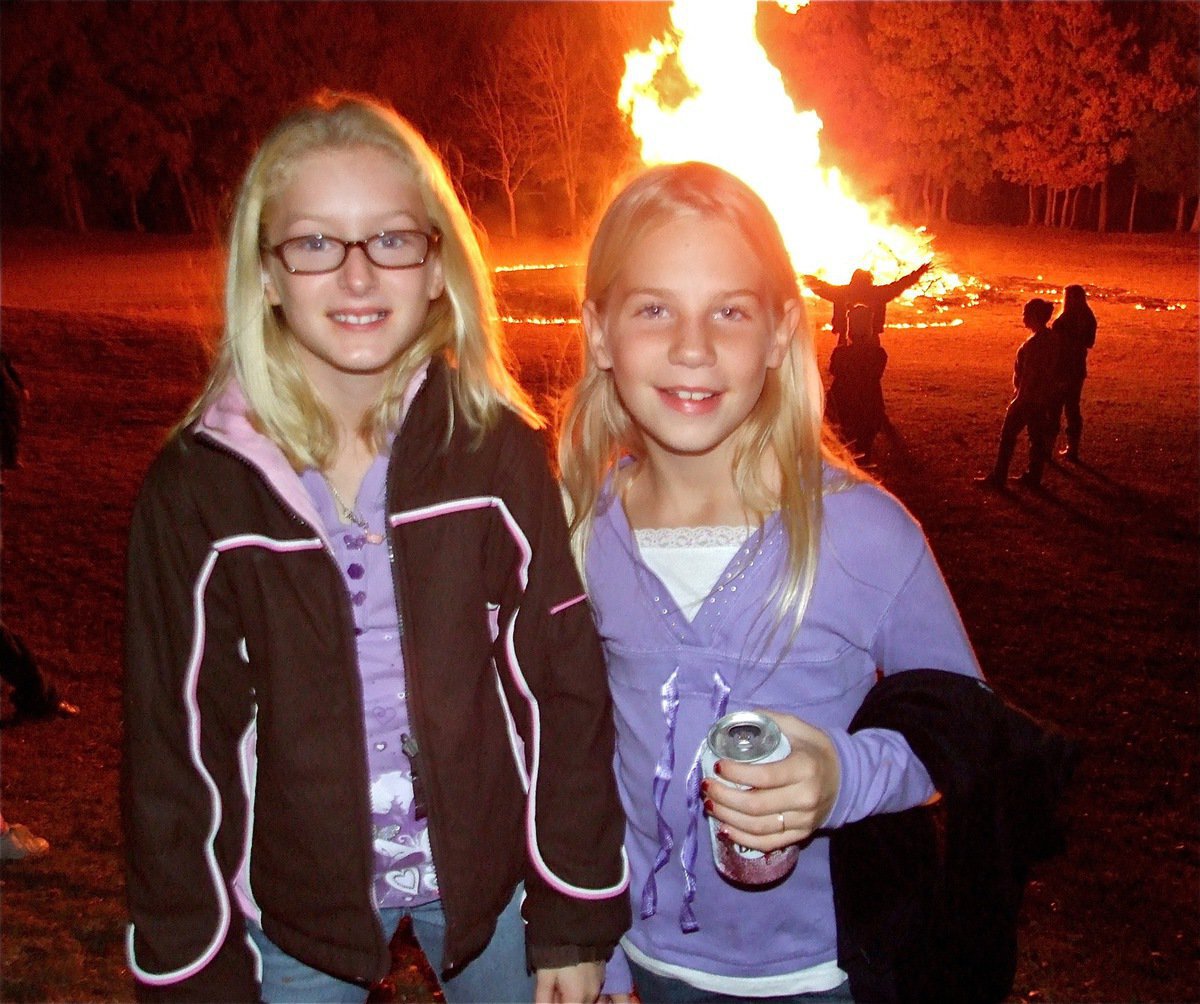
[
  {"xmin": 630, "ymin": 960, "xmax": 854, "ymax": 1004},
  {"xmin": 249, "ymin": 885, "xmax": 534, "ymax": 1003}
]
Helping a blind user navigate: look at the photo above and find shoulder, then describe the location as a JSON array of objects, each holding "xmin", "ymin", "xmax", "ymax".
[
  {"xmin": 135, "ymin": 425, "xmax": 254, "ymax": 518},
  {"xmin": 138, "ymin": 426, "xmax": 208, "ymax": 496},
  {"xmin": 822, "ymin": 479, "xmax": 929, "ymax": 580},
  {"xmin": 447, "ymin": 406, "xmax": 559, "ymax": 518},
  {"xmin": 825, "ymin": 479, "xmax": 923, "ymax": 541},
  {"xmin": 478, "ymin": 405, "xmax": 553, "ymax": 470}
]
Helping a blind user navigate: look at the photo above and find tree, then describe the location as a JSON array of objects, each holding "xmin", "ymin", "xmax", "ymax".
[
  {"xmin": 1, "ymin": 5, "xmax": 109, "ymax": 230},
  {"xmin": 458, "ymin": 46, "xmax": 542, "ymax": 239},
  {"xmin": 868, "ymin": 3, "xmax": 1001, "ymax": 222},
  {"xmin": 995, "ymin": 2, "xmax": 1142, "ymax": 232},
  {"xmin": 99, "ymin": 93, "xmax": 165, "ymax": 232},
  {"xmin": 502, "ymin": 3, "xmax": 634, "ymax": 233},
  {"xmin": 1129, "ymin": 26, "xmax": 1200, "ymax": 233}
]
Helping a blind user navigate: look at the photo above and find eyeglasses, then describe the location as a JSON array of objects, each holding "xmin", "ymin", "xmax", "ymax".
[{"xmin": 265, "ymin": 229, "xmax": 441, "ymax": 274}]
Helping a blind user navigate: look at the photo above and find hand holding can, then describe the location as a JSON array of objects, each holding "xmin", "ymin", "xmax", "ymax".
[{"xmin": 701, "ymin": 710, "xmax": 840, "ymax": 885}]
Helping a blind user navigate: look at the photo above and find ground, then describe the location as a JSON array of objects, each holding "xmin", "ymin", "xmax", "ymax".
[{"xmin": 0, "ymin": 222, "xmax": 1196, "ymax": 1003}]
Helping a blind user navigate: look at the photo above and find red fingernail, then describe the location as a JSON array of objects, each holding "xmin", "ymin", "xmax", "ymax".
[
  {"xmin": 700, "ymin": 779, "xmax": 710, "ymax": 796},
  {"xmin": 714, "ymin": 761, "xmax": 723, "ymax": 776},
  {"xmin": 704, "ymin": 798, "xmax": 715, "ymax": 814}
]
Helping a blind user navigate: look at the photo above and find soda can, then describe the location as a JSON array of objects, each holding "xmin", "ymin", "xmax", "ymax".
[{"xmin": 701, "ymin": 711, "xmax": 800, "ymax": 885}]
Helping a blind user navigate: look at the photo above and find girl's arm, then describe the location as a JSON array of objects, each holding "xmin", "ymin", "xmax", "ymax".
[
  {"xmin": 492, "ymin": 419, "xmax": 631, "ymax": 975},
  {"xmin": 706, "ymin": 535, "xmax": 981, "ymax": 849},
  {"xmin": 801, "ymin": 276, "xmax": 839, "ymax": 302},
  {"xmin": 123, "ymin": 447, "xmax": 259, "ymax": 1002}
]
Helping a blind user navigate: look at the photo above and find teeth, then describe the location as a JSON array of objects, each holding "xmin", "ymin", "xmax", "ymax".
[
  {"xmin": 332, "ymin": 312, "xmax": 387, "ymax": 325},
  {"xmin": 671, "ymin": 389, "xmax": 714, "ymax": 401}
]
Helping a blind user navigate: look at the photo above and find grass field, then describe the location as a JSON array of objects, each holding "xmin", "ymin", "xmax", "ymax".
[{"xmin": 1, "ymin": 222, "xmax": 1196, "ymax": 1003}]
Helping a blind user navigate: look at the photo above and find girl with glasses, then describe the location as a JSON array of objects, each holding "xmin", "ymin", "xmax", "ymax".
[{"xmin": 123, "ymin": 92, "xmax": 629, "ymax": 1004}]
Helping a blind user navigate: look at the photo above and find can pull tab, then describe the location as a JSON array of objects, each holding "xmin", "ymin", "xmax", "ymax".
[{"xmin": 401, "ymin": 733, "xmax": 428, "ymax": 820}]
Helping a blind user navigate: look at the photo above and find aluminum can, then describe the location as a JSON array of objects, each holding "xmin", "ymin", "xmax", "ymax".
[{"xmin": 701, "ymin": 711, "xmax": 800, "ymax": 885}]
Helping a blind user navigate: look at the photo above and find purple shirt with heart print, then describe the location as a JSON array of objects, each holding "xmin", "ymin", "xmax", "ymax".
[{"xmin": 302, "ymin": 452, "xmax": 439, "ymax": 909}]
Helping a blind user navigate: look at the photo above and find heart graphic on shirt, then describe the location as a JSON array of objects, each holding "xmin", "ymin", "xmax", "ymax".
[
  {"xmin": 386, "ymin": 868, "xmax": 421, "ymax": 895},
  {"xmin": 372, "ymin": 706, "xmax": 398, "ymax": 727}
]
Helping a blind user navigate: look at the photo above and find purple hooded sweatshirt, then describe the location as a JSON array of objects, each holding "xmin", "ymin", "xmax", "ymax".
[{"xmin": 587, "ymin": 471, "xmax": 982, "ymax": 995}]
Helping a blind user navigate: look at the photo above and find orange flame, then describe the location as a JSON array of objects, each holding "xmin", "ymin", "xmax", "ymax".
[{"xmin": 620, "ymin": 0, "xmax": 961, "ymax": 296}]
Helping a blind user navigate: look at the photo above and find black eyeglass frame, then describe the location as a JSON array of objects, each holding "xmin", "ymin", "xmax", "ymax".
[{"xmin": 264, "ymin": 228, "xmax": 442, "ymax": 274}]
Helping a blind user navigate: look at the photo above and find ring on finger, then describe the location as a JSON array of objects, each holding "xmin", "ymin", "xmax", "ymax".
[{"xmin": 778, "ymin": 812, "xmax": 786, "ymax": 833}]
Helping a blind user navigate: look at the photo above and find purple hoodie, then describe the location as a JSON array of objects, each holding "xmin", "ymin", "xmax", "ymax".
[{"xmin": 587, "ymin": 472, "xmax": 982, "ymax": 994}]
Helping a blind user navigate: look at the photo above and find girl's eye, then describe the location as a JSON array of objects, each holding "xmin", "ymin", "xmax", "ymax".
[
  {"xmin": 299, "ymin": 235, "xmax": 332, "ymax": 252},
  {"xmin": 635, "ymin": 303, "xmax": 667, "ymax": 319},
  {"xmin": 376, "ymin": 231, "xmax": 412, "ymax": 250},
  {"xmin": 718, "ymin": 305, "xmax": 750, "ymax": 321}
]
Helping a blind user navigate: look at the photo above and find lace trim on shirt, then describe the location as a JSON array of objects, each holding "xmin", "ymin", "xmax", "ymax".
[{"xmin": 634, "ymin": 526, "xmax": 751, "ymax": 548}]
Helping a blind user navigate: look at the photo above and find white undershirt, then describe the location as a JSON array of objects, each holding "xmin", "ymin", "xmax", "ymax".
[{"xmin": 634, "ymin": 526, "xmax": 750, "ymax": 621}]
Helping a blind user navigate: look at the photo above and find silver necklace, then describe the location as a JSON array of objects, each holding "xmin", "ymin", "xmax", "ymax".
[{"xmin": 322, "ymin": 475, "xmax": 384, "ymax": 545}]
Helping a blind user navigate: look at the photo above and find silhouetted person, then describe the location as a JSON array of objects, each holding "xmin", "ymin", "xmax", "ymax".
[
  {"xmin": 1051, "ymin": 284, "xmax": 1096, "ymax": 462},
  {"xmin": 1, "ymin": 350, "xmax": 78, "ymax": 722},
  {"xmin": 976, "ymin": 298, "xmax": 1060, "ymax": 491},
  {"xmin": 827, "ymin": 303, "xmax": 888, "ymax": 462},
  {"xmin": 802, "ymin": 261, "xmax": 932, "ymax": 344}
]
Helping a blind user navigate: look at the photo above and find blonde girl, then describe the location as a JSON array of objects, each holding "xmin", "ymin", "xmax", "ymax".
[
  {"xmin": 124, "ymin": 93, "xmax": 629, "ymax": 1004},
  {"xmin": 560, "ymin": 162, "xmax": 982, "ymax": 1002}
]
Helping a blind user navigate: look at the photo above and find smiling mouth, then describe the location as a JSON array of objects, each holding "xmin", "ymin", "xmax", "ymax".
[
  {"xmin": 330, "ymin": 311, "xmax": 389, "ymax": 326},
  {"xmin": 664, "ymin": 388, "xmax": 717, "ymax": 402}
]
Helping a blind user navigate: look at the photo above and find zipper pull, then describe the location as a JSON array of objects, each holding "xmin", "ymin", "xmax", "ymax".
[{"xmin": 400, "ymin": 733, "xmax": 428, "ymax": 820}]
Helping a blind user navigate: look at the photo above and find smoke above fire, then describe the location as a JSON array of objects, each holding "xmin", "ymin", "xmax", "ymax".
[{"xmin": 619, "ymin": 0, "xmax": 961, "ymax": 295}]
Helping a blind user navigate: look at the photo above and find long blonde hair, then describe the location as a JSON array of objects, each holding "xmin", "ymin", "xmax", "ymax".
[
  {"xmin": 558, "ymin": 161, "xmax": 859, "ymax": 636},
  {"xmin": 187, "ymin": 91, "xmax": 539, "ymax": 469}
]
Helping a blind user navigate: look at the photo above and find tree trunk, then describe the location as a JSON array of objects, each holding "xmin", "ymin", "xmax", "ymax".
[
  {"xmin": 1097, "ymin": 177, "xmax": 1109, "ymax": 233},
  {"xmin": 64, "ymin": 174, "xmax": 87, "ymax": 233},
  {"xmin": 563, "ymin": 179, "xmax": 578, "ymax": 234},
  {"xmin": 1175, "ymin": 193, "xmax": 1187, "ymax": 232},
  {"xmin": 1027, "ymin": 184, "xmax": 1038, "ymax": 226},
  {"xmin": 130, "ymin": 192, "xmax": 143, "ymax": 233},
  {"xmin": 1069, "ymin": 187, "xmax": 1081, "ymax": 229},
  {"xmin": 1190, "ymin": 195, "xmax": 1199, "ymax": 234},
  {"xmin": 921, "ymin": 172, "xmax": 933, "ymax": 220},
  {"xmin": 173, "ymin": 164, "xmax": 199, "ymax": 232},
  {"xmin": 505, "ymin": 186, "xmax": 518, "ymax": 240},
  {"xmin": 1127, "ymin": 181, "xmax": 1139, "ymax": 234},
  {"xmin": 1043, "ymin": 187, "xmax": 1055, "ymax": 227},
  {"xmin": 940, "ymin": 183, "xmax": 951, "ymax": 221}
]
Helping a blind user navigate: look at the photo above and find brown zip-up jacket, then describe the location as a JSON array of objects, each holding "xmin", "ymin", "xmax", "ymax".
[{"xmin": 123, "ymin": 357, "xmax": 630, "ymax": 1001}]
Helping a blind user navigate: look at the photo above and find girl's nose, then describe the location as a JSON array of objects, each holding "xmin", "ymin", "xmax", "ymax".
[
  {"xmin": 667, "ymin": 318, "xmax": 717, "ymax": 368},
  {"xmin": 338, "ymin": 244, "xmax": 379, "ymax": 294}
]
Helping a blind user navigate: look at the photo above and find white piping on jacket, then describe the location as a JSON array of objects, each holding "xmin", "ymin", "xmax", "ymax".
[
  {"xmin": 127, "ymin": 534, "xmax": 324, "ymax": 986},
  {"xmin": 390, "ymin": 496, "xmax": 629, "ymax": 900}
]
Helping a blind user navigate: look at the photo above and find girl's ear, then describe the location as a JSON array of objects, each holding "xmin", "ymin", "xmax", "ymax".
[
  {"xmin": 768, "ymin": 299, "xmax": 801, "ymax": 369},
  {"xmin": 583, "ymin": 300, "xmax": 614, "ymax": 370},
  {"xmin": 262, "ymin": 266, "xmax": 282, "ymax": 307},
  {"xmin": 425, "ymin": 252, "xmax": 446, "ymax": 303}
]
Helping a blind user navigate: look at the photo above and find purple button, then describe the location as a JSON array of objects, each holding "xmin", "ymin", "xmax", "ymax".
[
  {"xmin": 348, "ymin": 563, "xmax": 365, "ymax": 580},
  {"xmin": 352, "ymin": 591, "xmax": 366, "ymax": 606}
]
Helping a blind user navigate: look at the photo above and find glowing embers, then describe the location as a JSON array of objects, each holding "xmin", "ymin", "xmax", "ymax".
[
  {"xmin": 493, "ymin": 263, "xmax": 575, "ymax": 274},
  {"xmin": 499, "ymin": 315, "xmax": 580, "ymax": 326}
]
